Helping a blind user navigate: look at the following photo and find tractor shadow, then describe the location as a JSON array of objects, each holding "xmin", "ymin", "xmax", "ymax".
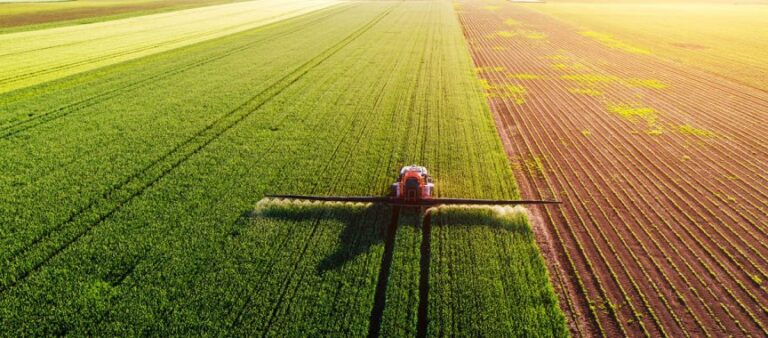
[
  {"xmin": 250, "ymin": 200, "xmax": 531, "ymax": 338},
  {"xmin": 253, "ymin": 200, "xmax": 395, "ymax": 273}
]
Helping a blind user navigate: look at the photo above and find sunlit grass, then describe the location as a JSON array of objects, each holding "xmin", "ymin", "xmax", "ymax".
[
  {"xmin": 481, "ymin": 80, "xmax": 527, "ymax": 104},
  {"xmin": 607, "ymin": 103, "xmax": 662, "ymax": 135},
  {"xmin": 508, "ymin": 73, "xmax": 542, "ymax": 80},
  {"xmin": 569, "ymin": 87, "xmax": 603, "ymax": 96},
  {"xmin": 562, "ymin": 73, "xmax": 617, "ymax": 83},
  {"xmin": 580, "ymin": 30, "xmax": 652, "ymax": 55},
  {"xmin": 627, "ymin": 78, "xmax": 668, "ymax": 89},
  {"xmin": 677, "ymin": 124, "xmax": 715, "ymax": 137},
  {"xmin": 476, "ymin": 66, "xmax": 505, "ymax": 73},
  {"xmin": 496, "ymin": 30, "xmax": 517, "ymax": 38}
]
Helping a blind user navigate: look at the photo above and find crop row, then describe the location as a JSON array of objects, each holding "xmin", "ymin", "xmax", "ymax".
[
  {"xmin": 457, "ymin": 1, "xmax": 768, "ymax": 337},
  {"xmin": 0, "ymin": 4, "xmax": 349, "ymax": 137},
  {"xmin": 0, "ymin": 3, "xmax": 394, "ymax": 334},
  {"xmin": 427, "ymin": 206, "xmax": 568, "ymax": 337}
]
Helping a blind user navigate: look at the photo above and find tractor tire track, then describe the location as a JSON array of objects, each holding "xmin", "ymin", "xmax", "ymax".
[
  {"xmin": 367, "ymin": 206, "xmax": 401, "ymax": 338},
  {"xmin": 91, "ymin": 63, "xmax": 346, "ymax": 332},
  {"xmin": 416, "ymin": 208, "xmax": 433, "ymax": 338},
  {"xmin": 254, "ymin": 23, "xmax": 413, "ymax": 328},
  {"xmin": 0, "ymin": 7, "xmax": 391, "ymax": 295},
  {"xmin": 225, "ymin": 17, "xmax": 406, "ymax": 327}
]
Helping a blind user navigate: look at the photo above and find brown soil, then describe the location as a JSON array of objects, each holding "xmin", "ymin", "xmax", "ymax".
[{"xmin": 458, "ymin": 1, "xmax": 768, "ymax": 337}]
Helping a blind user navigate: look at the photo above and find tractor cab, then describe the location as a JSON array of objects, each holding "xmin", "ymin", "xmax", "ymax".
[{"xmin": 391, "ymin": 165, "xmax": 434, "ymax": 201}]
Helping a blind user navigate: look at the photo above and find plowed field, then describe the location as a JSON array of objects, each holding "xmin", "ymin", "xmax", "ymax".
[{"xmin": 458, "ymin": 1, "xmax": 768, "ymax": 337}]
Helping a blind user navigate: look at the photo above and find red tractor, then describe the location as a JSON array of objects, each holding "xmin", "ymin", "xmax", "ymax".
[
  {"xmin": 390, "ymin": 165, "xmax": 434, "ymax": 202},
  {"xmin": 267, "ymin": 165, "xmax": 557, "ymax": 207}
]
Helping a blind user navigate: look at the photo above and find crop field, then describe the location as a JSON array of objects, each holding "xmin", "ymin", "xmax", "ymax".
[
  {"xmin": 0, "ymin": 1, "xmax": 567, "ymax": 336},
  {"xmin": 0, "ymin": 0, "xmax": 339, "ymax": 94},
  {"xmin": 457, "ymin": 0, "xmax": 767, "ymax": 337}
]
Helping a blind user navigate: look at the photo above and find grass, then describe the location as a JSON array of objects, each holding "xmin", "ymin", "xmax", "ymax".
[
  {"xmin": 561, "ymin": 73, "xmax": 617, "ymax": 83},
  {"xmin": 496, "ymin": 30, "xmax": 518, "ymax": 38},
  {"xmin": 607, "ymin": 103, "xmax": 657, "ymax": 122},
  {"xmin": 627, "ymin": 78, "xmax": 668, "ymax": 89},
  {"xmin": 579, "ymin": 31, "xmax": 651, "ymax": 55},
  {"xmin": 529, "ymin": 1, "xmax": 768, "ymax": 90},
  {"xmin": 569, "ymin": 87, "xmax": 603, "ymax": 96},
  {"xmin": 481, "ymin": 80, "xmax": 527, "ymax": 104},
  {"xmin": 0, "ymin": 1, "xmax": 566, "ymax": 335},
  {"xmin": 525, "ymin": 155, "xmax": 547, "ymax": 178},
  {"xmin": 509, "ymin": 73, "xmax": 543, "ymax": 80},
  {"xmin": 677, "ymin": 124, "xmax": 715, "ymax": 137}
]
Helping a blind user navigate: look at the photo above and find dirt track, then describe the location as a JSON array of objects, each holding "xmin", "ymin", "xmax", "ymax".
[{"xmin": 458, "ymin": 1, "xmax": 768, "ymax": 337}]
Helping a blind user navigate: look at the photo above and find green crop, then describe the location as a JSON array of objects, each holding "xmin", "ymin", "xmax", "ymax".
[
  {"xmin": 0, "ymin": 1, "xmax": 566, "ymax": 336},
  {"xmin": 0, "ymin": 0, "xmax": 339, "ymax": 94}
]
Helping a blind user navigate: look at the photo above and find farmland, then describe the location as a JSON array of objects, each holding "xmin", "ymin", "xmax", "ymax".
[
  {"xmin": 0, "ymin": 0, "xmax": 248, "ymax": 32},
  {"xmin": 0, "ymin": 0, "xmax": 339, "ymax": 93},
  {"xmin": 457, "ymin": 0, "xmax": 767, "ymax": 337},
  {"xmin": 0, "ymin": 1, "xmax": 566, "ymax": 336},
  {"xmin": 526, "ymin": 0, "xmax": 768, "ymax": 91}
]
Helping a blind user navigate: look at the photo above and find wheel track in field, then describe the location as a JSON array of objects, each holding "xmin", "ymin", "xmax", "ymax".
[
  {"xmin": 0, "ymin": 5, "xmax": 355, "ymax": 233},
  {"xmin": 81, "ymin": 48, "xmax": 353, "ymax": 333},
  {"xmin": 0, "ymin": 3, "xmax": 364, "ymax": 258},
  {"xmin": 460, "ymin": 2, "xmax": 759, "ymax": 332},
  {"xmin": 245, "ymin": 54, "xmax": 401, "ymax": 335},
  {"xmin": 224, "ymin": 23, "xmax": 408, "ymax": 329},
  {"xmin": 368, "ymin": 14, "xmax": 432, "ymax": 336},
  {"xmin": 91, "ymin": 3, "xmax": 400, "ymax": 327},
  {"xmin": 0, "ymin": 7, "xmax": 392, "ymax": 295},
  {"xmin": 247, "ymin": 29, "xmax": 413, "ymax": 331},
  {"xmin": 0, "ymin": 5, "xmax": 351, "ymax": 139},
  {"xmin": 242, "ymin": 8, "xmax": 428, "ymax": 331}
]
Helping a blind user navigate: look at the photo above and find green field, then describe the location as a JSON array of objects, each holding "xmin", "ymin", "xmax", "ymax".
[
  {"xmin": 0, "ymin": 0, "xmax": 338, "ymax": 93},
  {"xmin": 0, "ymin": 1, "xmax": 566, "ymax": 335}
]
